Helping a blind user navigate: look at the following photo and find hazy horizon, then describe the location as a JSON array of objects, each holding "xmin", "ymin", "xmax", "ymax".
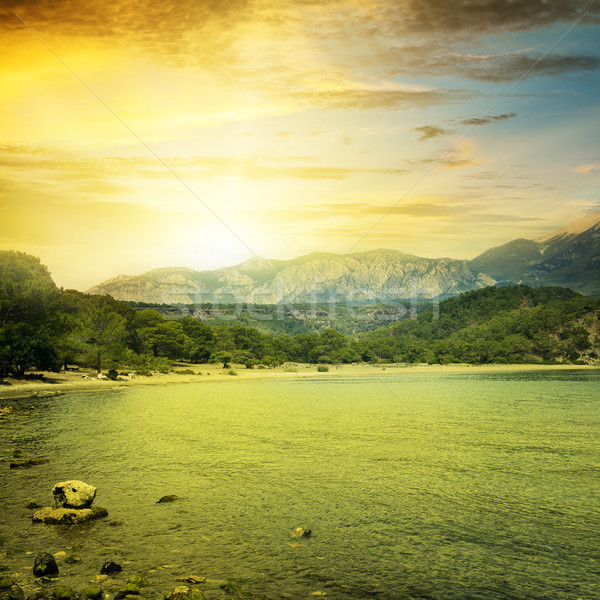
[{"xmin": 2, "ymin": 1, "xmax": 599, "ymax": 290}]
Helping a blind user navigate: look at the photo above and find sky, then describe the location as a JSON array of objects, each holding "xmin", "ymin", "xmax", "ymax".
[{"xmin": 1, "ymin": 0, "xmax": 600, "ymax": 290}]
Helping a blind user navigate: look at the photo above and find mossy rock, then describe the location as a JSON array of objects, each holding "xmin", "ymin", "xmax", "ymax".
[
  {"xmin": 64, "ymin": 555, "xmax": 80, "ymax": 564},
  {"xmin": 114, "ymin": 585, "xmax": 140, "ymax": 600},
  {"xmin": 126, "ymin": 577, "xmax": 148, "ymax": 588},
  {"xmin": 0, "ymin": 584, "xmax": 24, "ymax": 600},
  {"xmin": 78, "ymin": 588, "xmax": 103, "ymax": 600},
  {"xmin": 219, "ymin": 583, "xmax": 241, "ymax": 594},
  {"xmin": 0, "ymin": 578, "xmax": 15, "ymax": 589},
  {"xmin": 50, "ymin": 587, "xmax": 75, "ymax": 600},
  {"xmin": 164, "ymin": 586, "xmax": 205, "ymax": 600},
  {"xmin": 26, "ymin": 500, "xmax": 43, "ymax": 509}
]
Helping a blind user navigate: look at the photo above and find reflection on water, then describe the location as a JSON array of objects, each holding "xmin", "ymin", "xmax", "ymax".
[{"xmin": 1, "ymin": 370, "xmax": 599, "ymax": 599}]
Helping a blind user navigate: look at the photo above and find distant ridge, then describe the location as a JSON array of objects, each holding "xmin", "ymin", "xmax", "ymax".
[{"xmin": 89, "ymin": 211, "xmax": 600, "ymax": 302}]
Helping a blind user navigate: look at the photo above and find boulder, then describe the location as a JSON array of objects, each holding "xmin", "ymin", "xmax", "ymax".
[
  {"xmin": 32, "ymin": 507, "xmax": 108, "ymax": 524},
  {"xmin": 33, "ymin": 553, "xmax": 59, "ymax": 578},
  {"xmin": 52, "ymin": 481, "xmax": 96, "ymax": 509},
  {"xmin": 164, "ymin": 587, "xmax": 205, "ymax": 600},
  {"xmin": 100, "ymin": 561, "xmax": 122, "ymax": 575}
]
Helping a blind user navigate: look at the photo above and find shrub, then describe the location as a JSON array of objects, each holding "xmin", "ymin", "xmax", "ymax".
[
  {"xmin": 317, "ymin": 365, "xmax": 329, "ymax": 372},
  {"xmin": 106, "ymin": 369, "xmax": 119, "ymax": 381}
]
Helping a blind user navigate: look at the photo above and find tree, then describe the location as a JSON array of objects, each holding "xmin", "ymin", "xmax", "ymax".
[
  {"xmin": 211, "ymin": 351, "xmax": 233, "ymax": 368},
  {"xmin": 0, "ymin": 252, "xmax": 63, "ymax": 377},
  {"xmin": 77, "ymin": 300, "xmax": 128, "ymax": 373}
]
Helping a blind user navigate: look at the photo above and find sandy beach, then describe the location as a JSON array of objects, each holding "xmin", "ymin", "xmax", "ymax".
[{"xmin": 1, "ymin": 362, "xmax": 596, "ymax": 401}]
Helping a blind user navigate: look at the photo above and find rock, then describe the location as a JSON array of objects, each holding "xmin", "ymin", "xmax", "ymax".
[
  {"xmin": 49, "ymin": 587, "xmax": 74, "ymax": 600},
  {"xmin": 156, "ymin": 496, "xmax": 179, "ymax": 504},
  {"xmin": 26, "ymin": 500, "xmax": 43, "ymax": 509},
  {"xmin": 25, "ymin": 592, "xmax": 49, "ymax": 600},
  {"xmin": 0, "ymin": 583, "xmax": 24, "ymax": 600},
  {"xmin": 0, "ymin": 578, "xmax": 23, "ymax": 600},
  {"xmin": 178, "ymin": 577, "xmax": 205, "ymax": 585},
  {"xmin": 32, "ymin": 507, "xmax": 108, "ymax": 525},
  {"xmin": 78, "ymin": 588, "xmax": 103, "ymax": 600},
  {"xmin": 293, "ymin": 527, "xmax": 312, "ymax": 538},
  {"xmin": 126, "ymin": 577, "xmax": 148, "ymax": 587},
  {"xmin": 107, "ymin": 521, "xmax": 124, "ymax": 527},
  {"xmin": 9, "ymin": 458, "xmax": 50, "ymax": 469},
  {"xmin": 164, "ymin": 587, "xmax": 205, "ymax": 600},
  {"xmin": 52, "ymin": 553, "xmax": 66, "ymax": 560},
  {"xmin": 52, "ymin": 481, "xmax": 96, "ymax": 509},
  {"xmin": 63, "ymin": 555, "xmax": 80, "ymax": 564},
  {"xmin": 100, "ymin": 561, "xmax": 122, "ymax": 575},
  {"xmin": 115, "ymin": 585, "xmax": 140, "ymax": 600},
  {"xmin": 33, "ymin": 553, "xmax": 59, "ymax": 577}
]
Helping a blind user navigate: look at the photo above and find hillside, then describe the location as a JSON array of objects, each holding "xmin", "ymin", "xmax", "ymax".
[
  {"xmin": 468, "ymin": 210, "xmax": 600, "ymax": 295},
  {"xmin": 89, "ymin": 211, "xmax": 600, "ymax": 303},
  {"xmin": 360, "ymin": 285, "xmax": 600, "ymax": 364},
  {"xmin": 88, "ymin": 250, "xmax": 495, "ymax": 304}
]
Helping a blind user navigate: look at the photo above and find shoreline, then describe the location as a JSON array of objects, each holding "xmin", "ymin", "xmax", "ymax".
[{"xmin": 1, "ymin": 362, "xmax": 597, "ymax": 401}]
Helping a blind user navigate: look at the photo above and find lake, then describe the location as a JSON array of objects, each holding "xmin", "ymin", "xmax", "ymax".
[{"xmin": 1, "ymin": 369, "xmax": 599, "ymax": 599}]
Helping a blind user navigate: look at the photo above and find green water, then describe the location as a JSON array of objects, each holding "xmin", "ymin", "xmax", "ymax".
[{"xmin": 1, "ymin": 370, "xmax": 599, "ymax": 599}]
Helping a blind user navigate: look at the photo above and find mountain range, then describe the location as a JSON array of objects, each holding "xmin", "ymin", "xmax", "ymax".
[{"xmin": 88, "ymin": 211, "xmax": 600, "ymax": 303}]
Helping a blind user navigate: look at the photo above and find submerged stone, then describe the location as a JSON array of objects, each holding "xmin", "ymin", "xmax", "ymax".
[
  {"xmin": 0, "ymin": 584, "xmax": 24, "ymax": 600},
  {"xmin": 49, "ymin": 586, "xmax": 75, "ymax": 600},
  {"xmin": 164, "ymin": 586, "xmax": 205, "ymax": 600},
  {"xmin": 126, "ymin": 577, "xmax": 148, "ymax": 587},
  {"xmin": 33, "ymin": 553, "xmax": 58, "ymax": 577},
  {"xmin": 115, "ymin": 585, "xmax": 140, "ymax": 600},
  {"xmin": 78, "ymin": 588, "xmax": 103, "ymax": 600},
  {"xmin": 9, "ymin": 458, "xmax": 49, "ymax": 469},
  {"xmin": 157, "ymin": 495, "xmax": 179, "ymax": 503}
]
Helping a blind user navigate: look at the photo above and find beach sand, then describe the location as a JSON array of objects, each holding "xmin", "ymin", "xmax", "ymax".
[{"xmin": 1, "ymin": 362, "xmax": 596, "ymax": 401}]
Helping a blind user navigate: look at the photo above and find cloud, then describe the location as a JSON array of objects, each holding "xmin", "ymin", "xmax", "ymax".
[
  {"xmin": 572, "ymin": 162, "xmax": 600, "ymax": 174},
  {"xmin": 410, "ymin": 139, "xmax": 481, "ymax": 170},
  {"xmin": 455, "ymin": 52, "xmax": 600, "ymax": 82},
  {"xmin": 0, "ymin": 144, "xmax": 408, "ymax": 183},
  {"xmin": 290, "ymin": 88, "xmax": 468, "ymax": 110},
  {"xmin": 414, "ymin": 125, "xmax": 451, "ymax": 141},
  {"xmin": 393, "ymin": 0, "xmax": 600, "ymax": 35},
  {"xmin": 459, "ymin": 113, "xmax": 517, "ymax": 126},
  {"xmin": 381, "ymin": 45, "xmax": 600, "ymax": 82}
]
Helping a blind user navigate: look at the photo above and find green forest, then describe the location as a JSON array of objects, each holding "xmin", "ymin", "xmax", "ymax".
[{"xmin": 1, "ymin": 251, "xmax": 598, "ymax": 379}]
